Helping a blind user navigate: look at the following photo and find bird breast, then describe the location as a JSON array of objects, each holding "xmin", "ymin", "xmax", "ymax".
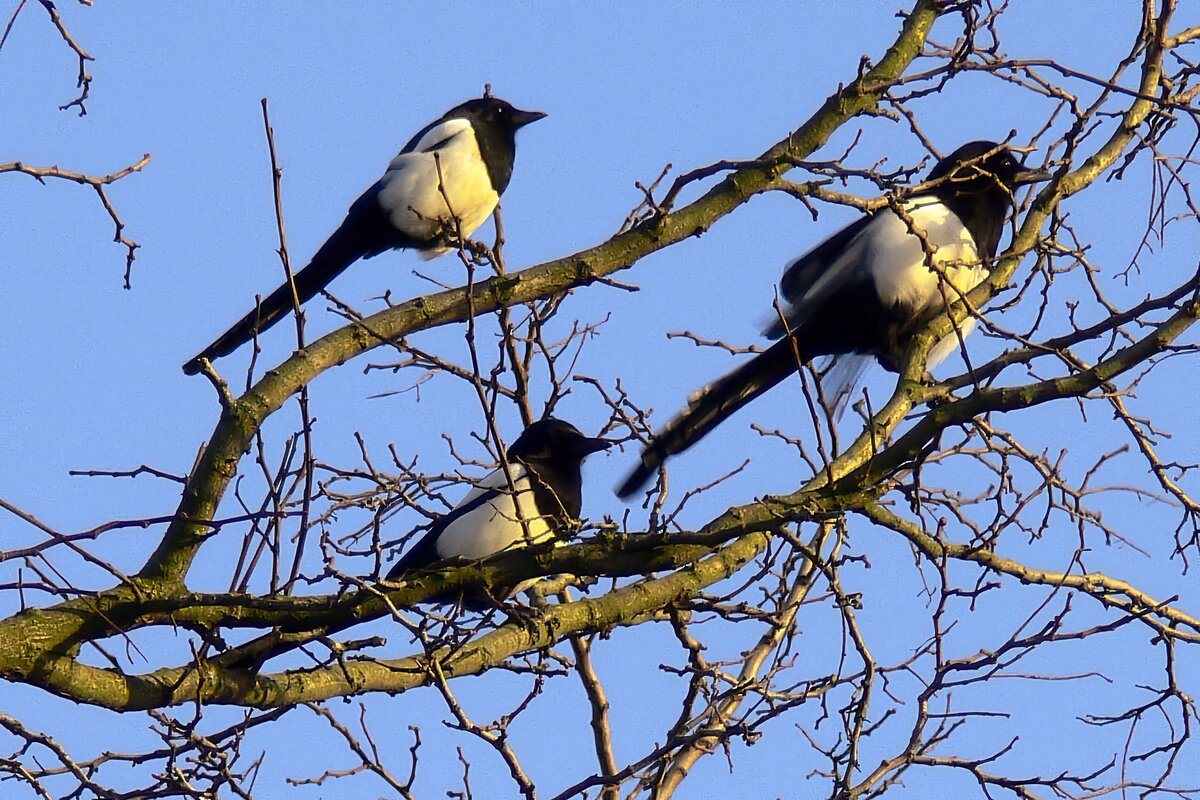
[
  {"xmin": 867, "ymin": 198, "xmax": 988, "ymax": 316},
  {"xmin": 377, "ymin": 118, "xmax": 500, "ymax": 256},
  {"xmin": 433, "ymin": 463, "xmax": 554, "ymax": 562}
]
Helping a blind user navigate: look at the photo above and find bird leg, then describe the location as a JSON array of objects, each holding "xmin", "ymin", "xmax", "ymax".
[{"xmin": 497, "ymin": 595, "xmax": 543, "ymax": 630}]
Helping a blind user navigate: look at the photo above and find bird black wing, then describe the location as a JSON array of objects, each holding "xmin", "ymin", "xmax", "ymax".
[
  {"xmin": 383, "ymin": 521, "xmax": 445, "ymax": 579},
  {"xmin": 763, "ymin": 214, "xmax": 874, "ymax": 339},
  {"xmin": 383, "ymin": 486, "xmax": 505, "ymax": 579}
]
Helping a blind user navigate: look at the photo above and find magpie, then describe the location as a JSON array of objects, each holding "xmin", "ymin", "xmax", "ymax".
[
  {"xmin": 386, "ymin": 419, "xmax": 612, "ymax": 603},
  {"xmin": 182, "ymin": 95, "xmax": 546, "ymax": 375},
  {"xmin": 617, "ymin": 141, "xmax": 1048, "ymax": 498}
]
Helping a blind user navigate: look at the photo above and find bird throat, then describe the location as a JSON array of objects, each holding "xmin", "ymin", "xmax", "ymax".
[
  {"xmin": 471, "ymin": 125, "xmax": 518, "ymax": 195},
  {"xmin": 520, "ymin": 460, "xmax": 583, "ymax": 533},
  {"xmin": 935, "ymin": 183, "xmax": 1009, "ymax": 261}
]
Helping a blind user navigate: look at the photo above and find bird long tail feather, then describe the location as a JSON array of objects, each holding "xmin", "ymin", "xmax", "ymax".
[
  {"xmin": 181, "ymin": 223, "xmax": 368, "ymax": 374},
  {"xmin": 617, "ymin": 336, "xmax": 810, "ymax": 498}
]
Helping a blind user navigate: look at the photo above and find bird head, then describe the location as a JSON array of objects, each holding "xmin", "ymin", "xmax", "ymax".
[
  {"xmin": 451, "ymin": 96, "xmax": 547, "ymax": 135},
  {"xmin": 507, "ymin": 419, "xmax": 613, "ymax": 466},
  {"xmin": 928, "ymin": 140, "xmax": 1050, "ymax": 196}
]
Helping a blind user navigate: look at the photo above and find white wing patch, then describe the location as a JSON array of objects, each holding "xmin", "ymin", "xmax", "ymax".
[
  {"xmin": 403, "ymin": 117, "xmax": 473, "ymax": 155},
  {"xmin": 377, "ymin": 118, "xmax": 500, "ymax": 255},
  {"xmin": 434, "ymin": 463, "xmax": 553, "ymax": 563}
]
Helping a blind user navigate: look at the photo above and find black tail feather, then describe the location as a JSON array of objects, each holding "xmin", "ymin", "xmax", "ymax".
[
  {"xmin": 617, "ymin": 337, "xmax": 811, "ymax": 499},
  {"xmin": 181, "ymin": 223, "xmax": 371, "ymax": 375}
]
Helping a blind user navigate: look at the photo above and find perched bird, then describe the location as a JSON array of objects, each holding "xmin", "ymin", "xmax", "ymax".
[
  {"xmin": 618, "ymin": 141, "xmax": 1048, "ymax": 498},
  {"xmin": 386, "ymin": 419, "xmax": 612, "ymax": 604},
  {"xmin": 182, "ymin": 95, "xmax": 546, "ymax": 375}
]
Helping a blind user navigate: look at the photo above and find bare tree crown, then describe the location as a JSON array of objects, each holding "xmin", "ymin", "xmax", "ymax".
[{"xmin": 2, "ymin": 2, "xmax": 1199, "ymax": 798}]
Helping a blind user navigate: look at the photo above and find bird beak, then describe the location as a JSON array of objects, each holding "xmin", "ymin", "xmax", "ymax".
[
  {"xmin": 511, "ymin": 109, "xmax": 548, "ymax": 128},
  {"xmin": 578, "ymin": 437, "xmax": 615, "ymax": 456},
  {"xmin": 1013, "ymin": 165, "xmax": 1053, "ymax": 185}
]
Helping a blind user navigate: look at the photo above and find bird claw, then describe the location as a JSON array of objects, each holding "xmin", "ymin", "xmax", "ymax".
[{"xmin": 499, "ymin": 601, "xmax": 542, "ymax": 630}]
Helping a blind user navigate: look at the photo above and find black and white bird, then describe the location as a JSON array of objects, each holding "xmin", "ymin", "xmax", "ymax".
[
  {"xmin": 182, "ymin": 94, "xmax": 546, "ymax": 375},
  {"xmin": 386, "ymin": 419, "xmax": 612, "ymax": 603},
  {"xmin": 618, "ymin": 141, "xmax": 1047, "ymax": 498}
]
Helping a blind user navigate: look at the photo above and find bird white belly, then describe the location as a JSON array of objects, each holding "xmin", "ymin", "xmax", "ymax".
[
  {"xmin": 434, "ymin": 465, "xmax": 553, "ymax": 562},
  {"xmin": 925, "ymin": 317, "xmax": 978, "ymax": 369},
  {"xmin": 378, "ymin": 133, "xmax": 500, "ymax": 254}
]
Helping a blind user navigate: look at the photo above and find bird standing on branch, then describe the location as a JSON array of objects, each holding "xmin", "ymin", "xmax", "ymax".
[
  {"xmin": 387, "ymin": 419, "xmax": 612, "ymax": 605},
  {"xmin": 182, "ymin": 94, "xmax": 546, "ymax": 375},
  {"xmin": 618, "ymin": 141, "xmax": 1049, "ymax": 498}
]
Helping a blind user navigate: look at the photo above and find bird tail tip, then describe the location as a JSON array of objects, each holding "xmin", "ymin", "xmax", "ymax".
[
  {"xmin": 616, "ymin": 456, "xmax": 659, "ymax": 500},
  {"xmin": 181, "ymin": 355, "xmax": 206, "ymax": 376}
]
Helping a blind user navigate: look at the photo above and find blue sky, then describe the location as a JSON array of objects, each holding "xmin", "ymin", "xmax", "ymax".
[{"xmin": 3, "ymin": 2, "xmax": 1199, "ymax": 798}]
